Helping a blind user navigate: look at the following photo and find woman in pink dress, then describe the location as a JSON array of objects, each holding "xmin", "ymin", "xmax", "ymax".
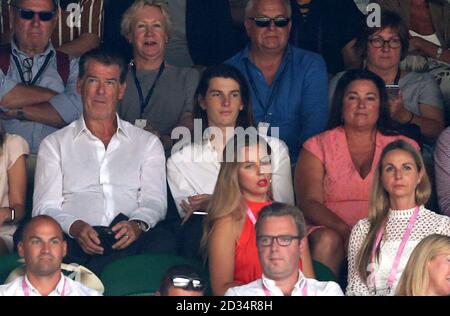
[{"xmin": 295, "ymin": 69, "xmax": 418, "ymax": 278}]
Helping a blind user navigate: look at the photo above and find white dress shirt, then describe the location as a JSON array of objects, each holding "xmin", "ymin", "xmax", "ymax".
[
  {"xmin": 167, "ymin": 134, "xmax": 294, "ymax": 217},
  {"xmin": 0, "ymin": 274, "xmax": 101, "ymax": 296},
  {"xmin": 33, "ymin": 115, "xmax": 167, "ymax": 234},
  {"xmin": 224, "ymin": 271, "xmax": 344, "ymax": 296}
]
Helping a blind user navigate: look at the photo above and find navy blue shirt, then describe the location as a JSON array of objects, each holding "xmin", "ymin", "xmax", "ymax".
[{"xmin": 226, "ymin": 44, "xmax": 329, "ymax": 162}]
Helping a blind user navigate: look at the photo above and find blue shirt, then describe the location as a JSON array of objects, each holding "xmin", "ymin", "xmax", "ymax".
[
  {"xmin": 0, "ymin": 41, "xmax": 82, "ymax": 153},
  {"xmin": 226, "ymin": 44, "xmax": 329, "ymax": 162}
]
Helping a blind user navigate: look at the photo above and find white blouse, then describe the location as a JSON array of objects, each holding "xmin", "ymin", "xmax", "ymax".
[{"xmin": 346, "ymin": 205, "xmax": 450, "ymax": 296}]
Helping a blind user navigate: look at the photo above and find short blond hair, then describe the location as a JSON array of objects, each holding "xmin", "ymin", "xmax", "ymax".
[{"xmin": 120, "ymin": 0, "xmax": 172, "ymax": 40}]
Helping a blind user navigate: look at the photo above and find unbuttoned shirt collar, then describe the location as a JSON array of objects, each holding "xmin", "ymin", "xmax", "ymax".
[
  {"xmin": 73, "ymin": 114, "xmax": 130, "ymax": 141},
  {"xmin": 238, "ymin": 44, "xmax": 292, "ymax": 67},
  {"xmin": 11, "ymin": 38, "xmax": 55, "ymax": 60},
  {"xmin": 261, "ymin": 270, "xmax": 306, "ymax": 296},
  {"xmin": 23, "ymin": 273, "xmax": 67, "ymax": 296}
]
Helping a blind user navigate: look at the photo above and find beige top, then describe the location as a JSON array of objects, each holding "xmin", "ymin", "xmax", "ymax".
[{"xmin": 0, "ymin": 134, "xmax": 29, "ymax": 207}]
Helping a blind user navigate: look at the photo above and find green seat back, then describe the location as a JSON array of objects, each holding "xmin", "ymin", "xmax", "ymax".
[
  {"xmin": 100, "ymin": 254, "xmax": 206, "ymax": 296},
  {"xmin": 0, "ymin": 253, "xmax": 21, "ymax": 284},
  {"xmin": 313, "ymin": 260, "xmax": 337, "ymax": 282}
]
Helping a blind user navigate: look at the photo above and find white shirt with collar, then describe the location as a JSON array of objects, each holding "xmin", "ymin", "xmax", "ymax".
[
  {"xmin": 32, "ymin": 114, "xmax": 167, "ymax": 234},
  {"xmin": 0, "ymin": 273, "xmax": 101, "ymax": 296},
  {"xmin": 167, "ymin": 134, "xmax": 294, "ymax": 218},
  {"xmin": 224, "ymin": 271, "xmax": 344, "ymax": 296}
]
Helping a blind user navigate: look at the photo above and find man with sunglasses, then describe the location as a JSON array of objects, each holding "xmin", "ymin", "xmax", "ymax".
[
  {"xmin": 157, "ymin": 264, "xmax": 205, "ymax": 296},
  {"xmin": 225, "ymin": 202, "xmax": 343, "ymax": 296},
  {"xmin": 226, "ymin": 0, "xmax": 329, "ymax": 163},
  {"xmin": 0, "ymin": 0, "xmax": 82, "ymax": 165}
]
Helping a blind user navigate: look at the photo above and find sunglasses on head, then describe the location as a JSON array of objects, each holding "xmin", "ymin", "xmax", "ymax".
[
  {"xmin": 171, "ymin": 275, "xmax": 204, "ymax": 291},
  {"xmin": 14, "ymin": 6, "xmax": 56, "ymax": 22},
  {"xmin": 249, "ymin": 16, "xmax": 290, "ymax": 28}
]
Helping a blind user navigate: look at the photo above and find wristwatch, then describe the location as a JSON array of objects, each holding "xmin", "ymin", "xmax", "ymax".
[
  {"xmin": 131, "ymin": 220, "xmax": 148, "ymax": 232},
  {"xmin": 8, "ymin": 207, "xmax": 15, "ymax": 223},
  {"xmin": 16, "ymin": 108, "xmax": 25, "ymax": 121}
]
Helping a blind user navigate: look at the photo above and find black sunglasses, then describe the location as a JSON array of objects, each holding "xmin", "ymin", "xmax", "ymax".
[
  {"xmin": 249, "ymin": 16, "xmax": 290, "ymax": 28},
  {"xmin": 171, "ymin": 275, "xmax": 204, "ymax": 291},
  {"xmin": 14, "ymin": 6, "xmax": 56, "ymax": 22}
]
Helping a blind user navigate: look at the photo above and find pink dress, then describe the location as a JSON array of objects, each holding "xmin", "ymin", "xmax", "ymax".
[{"xmin": 303, "ymin": 127, "xmax": 419, "ymax": 227}]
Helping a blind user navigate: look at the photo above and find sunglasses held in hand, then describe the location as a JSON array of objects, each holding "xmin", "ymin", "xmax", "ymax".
[
  {"xmin": 249, "ymin": 16, "xmax": 290, "ymax": 28},
  {"xmin": 14, "ymin": 6, "xmax": 56, "ymax": 22}
]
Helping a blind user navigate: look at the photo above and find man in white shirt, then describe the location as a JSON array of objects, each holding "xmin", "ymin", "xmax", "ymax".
[
  {"xmin": 32, "ymin": 48, "xmax": 175, "ymax": 274},
  {"xmin": 0, "ymin": 215, "xmax": 100, "ymax": 296},
  {"xmin": 225, "ymin": 202, "xmax": 343, "ymax": 296}
]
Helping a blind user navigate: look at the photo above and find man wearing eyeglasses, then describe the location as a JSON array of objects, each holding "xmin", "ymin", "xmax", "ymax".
[
  {"xmin": 0, "ymin": 0, "xmax": 82, "ymax": 165},
  {"xmin": 225, "ymin": 202, "xmax": 343, "ymax": 296},
  {"xmin": 226, "ymin": 0, "xmax": 329, "ymax": 163}
]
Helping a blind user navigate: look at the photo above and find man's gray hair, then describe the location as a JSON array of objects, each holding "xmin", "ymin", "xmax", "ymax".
[{"xmin": 244, "ymin": 0, "xmax": 292, "ymax": 19}]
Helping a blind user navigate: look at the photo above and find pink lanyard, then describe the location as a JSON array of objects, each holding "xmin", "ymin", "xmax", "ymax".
[
  {"xmin": 247, "ymin": 207, "xmax": 257, "ymax": 225},
  {"xmin": 22, "ymin": 276, "xmax": 67, "ymax": 296},
  {"xmin": 262, "ymin": 278, "xmax": 308, "ymax": 296},
  {"xmin": 370, "ymin": 206, "xmax": 420, "ymax": 292}
]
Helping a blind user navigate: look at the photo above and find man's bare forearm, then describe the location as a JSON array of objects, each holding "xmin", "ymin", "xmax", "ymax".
[
  {"xmin": 1, "ymin": 84, "xmax": 57, "ymax": 108},
  {"xmin": 21, "ymin": 102, "xmax": 66, "ymax": 128}
]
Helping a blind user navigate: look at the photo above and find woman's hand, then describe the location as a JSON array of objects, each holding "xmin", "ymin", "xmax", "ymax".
[
  {"xmin": 180, "ymin": 194, "xmax": 211, "ymax": 225},
  {"xmin": 387, "ymin": 92, "xmax": 412, "ymax": 124}
]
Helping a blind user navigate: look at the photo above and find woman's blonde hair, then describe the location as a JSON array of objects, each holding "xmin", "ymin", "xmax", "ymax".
[
  {"xmin": 120, "ymin": 0, "xmax": 172, "ymax": 40},
  {"xmin": 357, "ymin": 140, "xmax": 431, "ymax": 283},
  {"xmin": 200, "ymin": 131, "xmax": 272, "ymax": 259},
  {"xmin": 396, "ymin": 234, "xmax": 450, "ymax": 296}
]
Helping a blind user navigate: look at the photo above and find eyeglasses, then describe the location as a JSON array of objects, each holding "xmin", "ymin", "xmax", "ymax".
[
  {"xmin": 249, "ymin": 16, "xmax": 290, "ymax": 28},
  {"xmin": 22, "ymin": 58, "xmax": 33, "ymax": 84},
  {"xmin": 257, "ymin": 235, "xmax": 301, "ymax": 247},
  {"xmin": 368, "ymin": 37, "xmax": 401, "ymax": 49},
  {"xmin": 171, "ymin": 276, "xmax": 204, "ymax": 291},
  {"xmin": 14, "ymin": 6, "xmax": 56, "ymax": 22}
]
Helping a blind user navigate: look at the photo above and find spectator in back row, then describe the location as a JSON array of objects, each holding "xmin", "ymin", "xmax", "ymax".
[
  {"xmin": 295, "ymin": 69, "xmax": 418, "ymax": 279},
  {"xmin": 0, "ymin": 0, "xmax": 82, "ymax": 166},
  {"xmin": 32, "ymin": 48, "xmax": 175, "ymax": 275},
  {"xmin": 118, "ymin": 0, "xmax": 199, "ymax": 153},
  {"xmin": 226, "ymin": 0, "xmax": 329, "ymax": 163},
  {"xmin": 226, "ymin": 203, "xmax": 343, "ymax": 296},
  {"xmin": 156, "ymin": 264, "xmax": 205, "ymax": 296}
]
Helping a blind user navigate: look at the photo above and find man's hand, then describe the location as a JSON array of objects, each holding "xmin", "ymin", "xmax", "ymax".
[
  {"xmin": 387, "ymin": 93, "xmax": 411, "ymax": 124},
  {"xmin": 0, "ymin": 108, "xmax": 18, "ymax": 120},
  {"xmin": 180, "ymin": 194, "xmax": 211, "ymax": 225},
  {"xmin": 69, "ymin": 220, "xmax": 104, "ymax": 255},
  {"xmin": 111, "ymin": 220, "xmax": 141, "ymax": 250}
]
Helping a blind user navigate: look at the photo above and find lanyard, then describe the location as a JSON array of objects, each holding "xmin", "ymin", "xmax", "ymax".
[
  {"xmin": 22, "ymin": 276, "xmax": 67, "ymax": 296},
  {"xmin": 12, "ymin": 51, "xmax": 53, "ymax": 86},
  {"xmin": 370, "ymin": 206, "xmax": 420, "ymax": 293},
  {"xmin": 262, "ymin": 278, "xmax": 308, "ymax": 296},
  {"xmin": 131, "ymin": 61, "xmax": 165, "ymax": 117},
  {"xmin": 244, "ymin": 59, "xmax": 287, "ymax": 121}
]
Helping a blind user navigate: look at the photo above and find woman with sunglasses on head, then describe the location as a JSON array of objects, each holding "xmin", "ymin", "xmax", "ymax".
[
  {"xmin": 347, "ymin": 140, "xmax": 450, "ymax": 296},
  {"xmin": 118, "ymin": 0, "xmax": 199, "ymax": 153},
  {"xmin": 201, "ymin": 132, "xmax": 312, "ymax": 296},
  {"xmin": 156, "ymin": 264, "xmax": 205, "ymax": 296},
  {"xmin": 296, "ymin": 69, "xmax": 419, "ymax": 279},
  {"xmin": 167, "ymin": 64, "xmax": 295, "ymax": 260},
  {"xmin": 330, "ymin": 11, "xmax": 445, "ymax": 142},
  {"xmin": 0, "ymin": 121, "xmax": 28, "ymax": 255},
  {"xmin": 395, "ymin": 234, "xmax": 450, "ymax": 296}
]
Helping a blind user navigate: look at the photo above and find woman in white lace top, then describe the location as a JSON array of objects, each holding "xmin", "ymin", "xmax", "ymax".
[{"xmin": 346, "ymin": 140, "xmax": 450, "ymax": 296}]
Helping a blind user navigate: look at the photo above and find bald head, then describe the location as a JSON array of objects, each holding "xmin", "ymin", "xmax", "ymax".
[{"xmin": 21, "ymin": 215, "xmax": 64, "ymax": 242}]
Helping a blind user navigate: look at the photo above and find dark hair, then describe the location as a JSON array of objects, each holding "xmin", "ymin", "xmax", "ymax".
[
  {"xmin": 193, "ymin": 64, "xmax": 254, "ymax": 136},
  {"xmin": 158, "ymin": 264, "xmax": 204, "ymax": 295},
  {"xmin": 355, "ymin": 10, "xmax": 409, "ymax": 61},
  {"xmin": 255, "ymin": 202, "xmax": 306, "ymax": 240},
  {"xmin": 328, "ymin": 69, "xmax": 399, "ymax": 135},
  {"xmin": 78, "ymin": 47, "xmax": 128, "ymax": 84}
]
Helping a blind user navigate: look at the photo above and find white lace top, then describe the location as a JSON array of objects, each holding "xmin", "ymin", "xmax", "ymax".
[{"xmin": 346, "ymin": 205, "xmax": 450, "ymax": 296}]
